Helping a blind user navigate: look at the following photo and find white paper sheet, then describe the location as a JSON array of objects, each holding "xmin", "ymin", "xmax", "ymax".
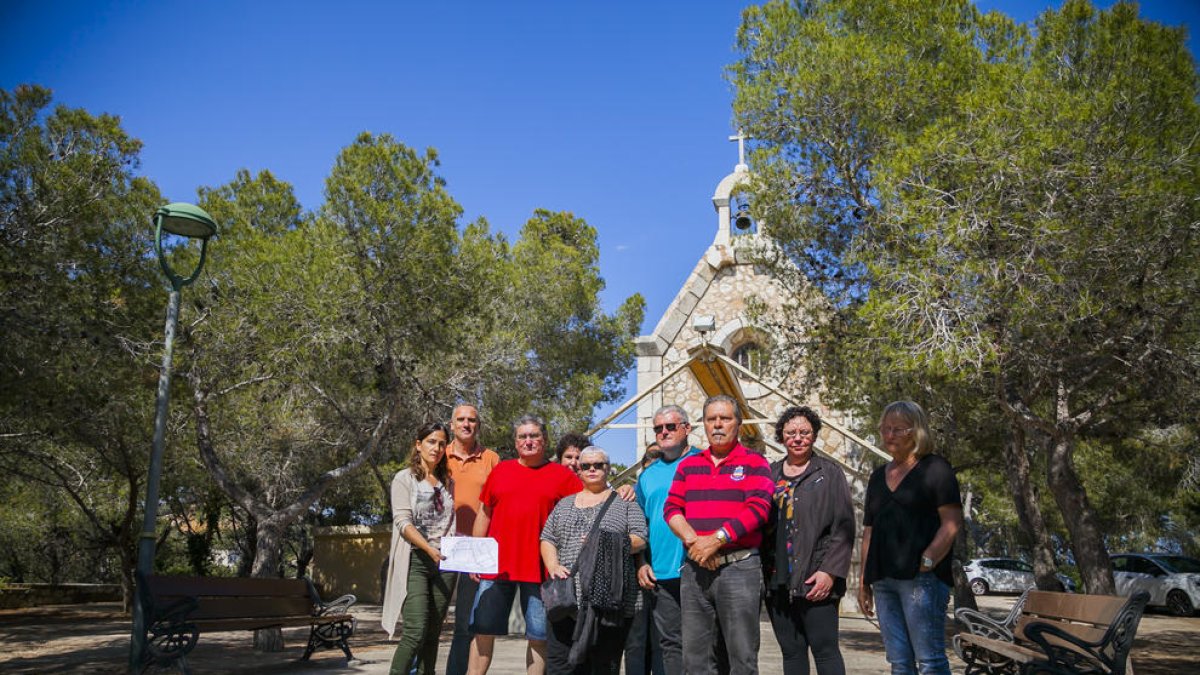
[{"xmin": 438, "ymin": 536, "xmax": 499, "ymax": 574}]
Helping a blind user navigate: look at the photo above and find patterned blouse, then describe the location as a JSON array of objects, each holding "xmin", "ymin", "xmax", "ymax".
[
  {"xmin": 410, "ymin": 479, "xmax": 454, "ymax": 549},
  {"xmin": 540, "ymin": 491, "xmax": 648, "ymax": 616}
]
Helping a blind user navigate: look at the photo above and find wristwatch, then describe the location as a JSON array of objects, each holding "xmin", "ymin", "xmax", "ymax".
[
  {"xmin": 714, "ymin": 528, "xmax": 729, "ymax": 545},
  {"xmin": 921, "ymin": 555, "xmax": 935, "ymax": 569}
]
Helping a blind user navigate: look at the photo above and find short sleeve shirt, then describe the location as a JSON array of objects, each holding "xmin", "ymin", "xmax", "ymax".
[
  {"xmin": 447, "ymin": 447, "xmax": 500, "ymax": 536},
  {"xmin": 479, "ymin": 459, "xmax": 583, "ymax": 582},
  {"xmin": 863, "ymin": 454, "xmax": 961, "ymax": 586},
  {"xmin": 635, "ymin": 447, "xmax": 700, "ymax": 581},
  {"xmin": 541, "ymin": 495, "xmax": 647, "ymax": 615}
]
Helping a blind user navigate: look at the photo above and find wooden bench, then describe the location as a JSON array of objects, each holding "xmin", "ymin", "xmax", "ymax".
[
  {"xmin": 138, "ymin": 572, "xmax": 357, "ymax": 673},
  {"xmin": 953, "ymin": 589, "xmax": 1149, "ymax": 675}
]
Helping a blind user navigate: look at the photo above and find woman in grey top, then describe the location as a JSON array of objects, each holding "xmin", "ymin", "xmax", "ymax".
[
  {"xmin": 541, "ymin": 446, "xmax": 647, "ymax": 675},
  {"xmin": 382, "ymin": 422, "xmax": 457, "ymax": 675}
]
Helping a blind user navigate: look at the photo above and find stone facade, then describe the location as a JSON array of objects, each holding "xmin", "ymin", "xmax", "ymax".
[
  {"xmin": 631, "ymin": 158, "xmax": 881, "ymax": 612},
  {"xmin": 633, "ymin": 163, "xmax": 866, "ymax": 468}
]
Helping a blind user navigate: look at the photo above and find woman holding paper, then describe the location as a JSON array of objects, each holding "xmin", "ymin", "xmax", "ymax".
[{"xmin": 382, "ymin": 422, "xmax": 458, "ymax": 675}]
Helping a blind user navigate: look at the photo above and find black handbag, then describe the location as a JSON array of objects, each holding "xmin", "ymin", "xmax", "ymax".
[
  {"xmin": 541, "ymin": 491, "xmax": 618, "ymax": 623},
  {"xmin": 541, "ymin": 575, "xmax": 576, "ymax": 623}
]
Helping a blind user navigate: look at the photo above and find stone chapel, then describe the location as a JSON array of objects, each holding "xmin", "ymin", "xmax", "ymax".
[
  {"xmin": 632, "ymin": 136, "xmax": 879, "ymax": 472},
  {"xmin": 626, "ymin": 135, "xmax": 884, "ymax": 610}
]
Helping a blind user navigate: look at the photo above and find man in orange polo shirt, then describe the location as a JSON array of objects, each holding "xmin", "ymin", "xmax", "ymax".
[{"xmin": 444, "ymin": 404, "xmax": 500, "ymax": 675}]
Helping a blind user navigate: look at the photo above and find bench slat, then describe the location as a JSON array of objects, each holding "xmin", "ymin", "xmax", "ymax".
[
  {"xmin": 956, "ymin": 633, "xmax": 1042, "ymax": 664},
  {"xmin": 1023, "ymin": 591, "xmax": 1126, "ymax": 625},
  {"xmin": 180, "ymin": 597, "xmax": 315, "ymax": 621},
  {"xmin": 1013, "ymin": 615, "xmax": 1107, "ymax": 644},
  {"xmin": 189, "ymin": 613, "xmax": 353, "ymax": 632},
  {"xmin": 145, "ymin": 576, "xmax": 311, "ymax": 598}
]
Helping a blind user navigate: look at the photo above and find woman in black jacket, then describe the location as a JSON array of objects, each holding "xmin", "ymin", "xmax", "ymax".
[{"xmin": 762, "ymin": 406, "xmax": 855, "ymax": 675}]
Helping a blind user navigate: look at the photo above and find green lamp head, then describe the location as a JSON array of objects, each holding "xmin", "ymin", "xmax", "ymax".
[
  {"xmin": 156, "ymin": 202, "xmax": 217, "ymax": 238},
  {"xmin": 154, "ymin": 202, "xmax": 217, "ymax": 289}
]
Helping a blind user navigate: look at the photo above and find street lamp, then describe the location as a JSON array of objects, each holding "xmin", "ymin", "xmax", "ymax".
[{"xmin": 129, "ymin": 203, "xmax": 217, "ymax": 672}]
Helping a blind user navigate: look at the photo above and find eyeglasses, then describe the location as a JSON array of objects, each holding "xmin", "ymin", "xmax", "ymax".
[
  {"xmin": 783, "ymin": 429, "xmax": 815, "ymax": 440},
  {"xmin": 578, "ymin": 462, "xmax": 608, "ymax": 471},
  {"xmin": 516, "ymin": 433, "xmax": 543, "ymax": 441},
  {"xmin": 653, "ymin": 422, "xmax": 685, "ymax": 435},
  {"xmin": 880, "ymin": 426, "xmax": 914, "ymax": 437}
]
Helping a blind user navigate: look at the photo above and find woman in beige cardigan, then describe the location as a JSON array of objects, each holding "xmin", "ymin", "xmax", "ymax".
[{"xmin": 382, "ymin": 422, "xmax": 457, "ymax": 675}]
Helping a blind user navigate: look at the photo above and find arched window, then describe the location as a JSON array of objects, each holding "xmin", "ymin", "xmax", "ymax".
[
  {"xmin": 731, "ymin": 194, "xmax": 756, "ymax": 235},
  {"xmin": 732, "ymin": 341, "xmax": 764, "ymax": 374}
]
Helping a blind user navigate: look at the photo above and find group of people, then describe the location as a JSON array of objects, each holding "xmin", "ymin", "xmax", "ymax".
[{"xmin": 381, "ymin": 396, "xmax": 963, "ymax": 675}]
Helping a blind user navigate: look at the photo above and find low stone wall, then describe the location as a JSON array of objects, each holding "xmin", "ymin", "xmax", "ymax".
[
  {"xmin": 311, "ymin": 525, "xmax": 391, "ymax": 604},
  {"xmin": 0, "ymin": 583, "xmax": 122, "ymax": 609}
]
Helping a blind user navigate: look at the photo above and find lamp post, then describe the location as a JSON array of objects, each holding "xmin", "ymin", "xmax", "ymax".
[{"xmin": 129, "ymin": 203, "xmax": 217, "ymax": 672}]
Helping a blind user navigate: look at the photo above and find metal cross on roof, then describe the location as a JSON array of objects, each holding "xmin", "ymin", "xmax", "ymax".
[{"xmin": 729, "ymin": 129, "xmax": 749, "ymax": 169}]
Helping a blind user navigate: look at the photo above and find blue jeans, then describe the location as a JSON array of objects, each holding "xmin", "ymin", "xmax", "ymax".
[
  {"xmin": 871, "ymin": 573, "xmax": 951, "ymax": 675},
  {"xmin": 681, "ymin": 555, "xmax": 763, "ymax": 675},
  {"xmin": 470, "ymin": 578, "xmax": 547, "ymax": 641}
]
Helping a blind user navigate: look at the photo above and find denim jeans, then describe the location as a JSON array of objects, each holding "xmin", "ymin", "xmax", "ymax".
[
  {"xmin": 680, "ymin": 555, "xmax": 763, "ymax": 675},
  {"xmin": 470, "ymin": 578, "xmax": 547, "ymax": 640},
  {"xmin": 871, "ymin": 573, "xmax": 951, "ymax": 675}
]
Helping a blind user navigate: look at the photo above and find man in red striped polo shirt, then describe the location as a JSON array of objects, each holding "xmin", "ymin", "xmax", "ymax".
[{"xmin": 664, "ymin": 394, "xmax": 773, "ymax": 675}]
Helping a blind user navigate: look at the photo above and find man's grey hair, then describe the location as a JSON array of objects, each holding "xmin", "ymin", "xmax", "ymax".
[
  {"xmin": 653, "ymin": 404, "xmax": 689, "ymax": 424},
  {"xmin": 579, "ymin": 446, "xmax": 609, "ymax": 464},
  {"xmin": 451, "ymin": 403, "xmax": 481, "ymax": 425},
  {"xmin": 512, "ymin": 414, "xmax": 548, "ymax": 441},
  {"xmin": 703, "ymin": 394, "xmax": 743, "ymax": 423}
]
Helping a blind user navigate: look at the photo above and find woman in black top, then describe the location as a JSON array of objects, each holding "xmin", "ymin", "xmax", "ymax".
[
  {"xmin": 762, "ymin": 406, "xmax": 855, "ymax": 675},
  {"xmin": 857, "ymin": 401, "xmax": 962, "ymax": 675}
]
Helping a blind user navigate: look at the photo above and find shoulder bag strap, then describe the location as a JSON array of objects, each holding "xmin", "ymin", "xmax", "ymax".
[{"xmin": 568, "ymin": 491, "xmax": 619, "ymax": 574}]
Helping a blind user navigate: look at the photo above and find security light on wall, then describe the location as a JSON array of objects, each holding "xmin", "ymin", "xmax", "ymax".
[{"xmin": 693, "ymin": 316, "xmax": 716, "ymax": 334}]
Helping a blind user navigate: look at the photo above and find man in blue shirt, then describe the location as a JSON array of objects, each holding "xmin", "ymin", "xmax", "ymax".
[{"xmin": 633, "ymin": 404, "xmax": 701, "ymax": 675}]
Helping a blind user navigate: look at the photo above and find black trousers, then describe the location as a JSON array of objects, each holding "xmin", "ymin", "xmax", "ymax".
[
  {"xmin": 624, "ymin": 588, "xmax": 664, "ymax": 675},
  {"xmin": 546, "ymin": 614, "xmax": 632, "ymax": 675},
  {"xmin": 765, "ymin": 592, "xmax": 846, "ymax": 675},
  {"xmin": 444, "ymin": 572, "xmax": 478, "ymax": 675}
]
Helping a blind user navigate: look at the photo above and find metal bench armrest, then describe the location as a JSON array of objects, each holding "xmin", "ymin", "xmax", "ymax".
[
  {"xmin": 956, "ymin": 607, "xmax": 1016, "ymax": 642},
  {"xmin": 305, "ymin": 577, "xmax": 357, "ymax": 616},
  {"xmin": 316, "ymin": 593, "xmax": 357, "ymax": 616}
]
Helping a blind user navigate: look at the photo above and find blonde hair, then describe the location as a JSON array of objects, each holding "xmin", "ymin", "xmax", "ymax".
[{"xmin": 879, "ymin": 401, "xmax": 935, "ymax": 458}]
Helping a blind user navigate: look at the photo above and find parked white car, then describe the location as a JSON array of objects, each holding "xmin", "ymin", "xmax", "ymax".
[
  {"xmin": 964, "ymin": 558, "xmax": 1075, "ymax": 595},
  {"xmin": 1111, "ymin": 553, "xmax": 1200, "ymax": 617}
]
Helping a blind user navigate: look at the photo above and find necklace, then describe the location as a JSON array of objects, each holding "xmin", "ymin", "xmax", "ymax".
[{"xmin": 575, "ymin": 487, "xmax": 611, "ymax": 508}]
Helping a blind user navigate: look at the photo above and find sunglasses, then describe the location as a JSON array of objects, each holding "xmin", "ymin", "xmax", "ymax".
[
  {"xmin": 653, "ymin": 422, "xmax": 685, "ymax": 435},
  {"xmin": 431, "ymin": 486, "xmax": 444, "ymax": 514},
  {"xmin": 578, "ymin": 462, "xmax": 608, "ymax": 471}
]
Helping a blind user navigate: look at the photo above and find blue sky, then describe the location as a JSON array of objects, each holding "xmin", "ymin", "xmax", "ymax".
[{"xmin": 3, "ymin": 1, "xmax": 1196, "ymax": 464}]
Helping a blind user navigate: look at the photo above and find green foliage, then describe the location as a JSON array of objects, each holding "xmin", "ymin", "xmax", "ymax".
[
  {"xmin": 732, "ymin": 0, "xmax": 1200, "ymax": 565},
  {"xmin": 182, "ymin": 133, "xmax": 642, "ymax": 574},
  {"xmin": 0, "ymin": 84, "xmax": 168, "ymax": 596},
  {"xmin": 0, "ymin": 87, "xmax": 643, "ymax": 585}
]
